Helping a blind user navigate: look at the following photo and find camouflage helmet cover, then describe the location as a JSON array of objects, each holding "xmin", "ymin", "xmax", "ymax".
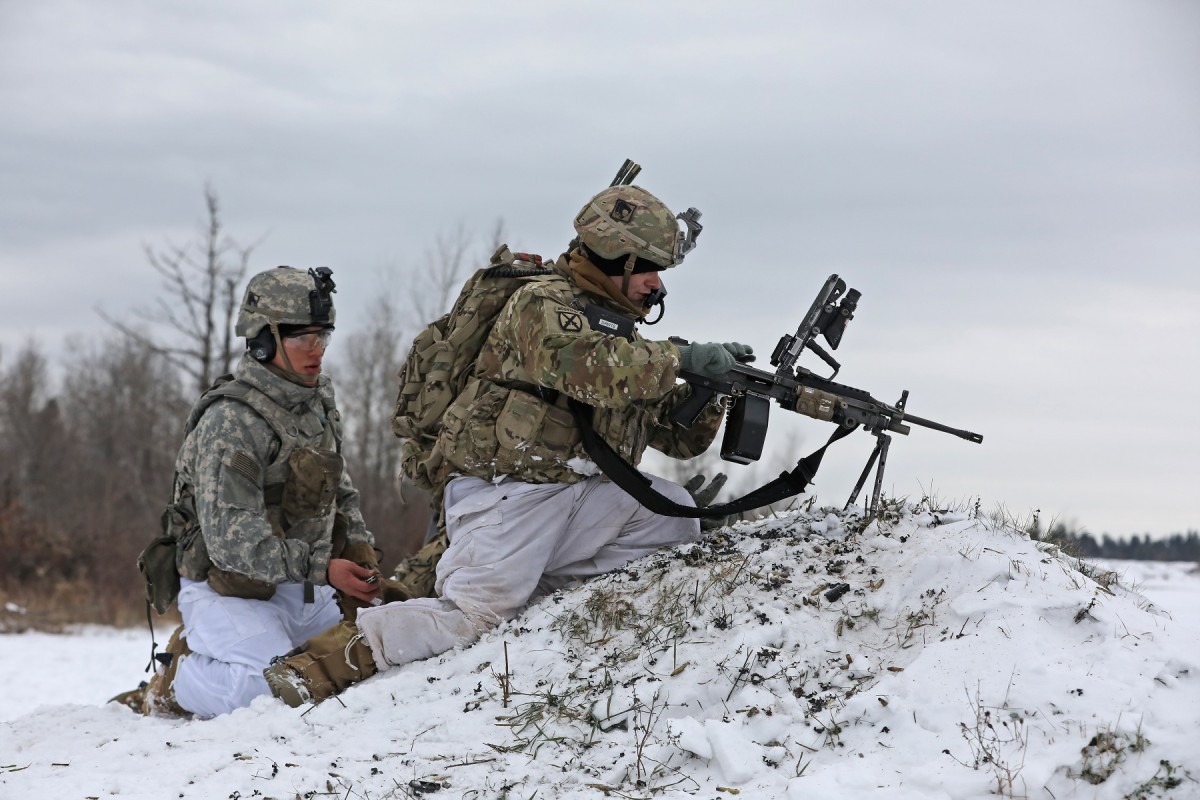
[
  {"xmin": 235, "ymin": 266, "xmax": 337, "ymax": 339},
  {"xmin": 573, "ymin": 185, "xmax": 688, "ymax": 269}
]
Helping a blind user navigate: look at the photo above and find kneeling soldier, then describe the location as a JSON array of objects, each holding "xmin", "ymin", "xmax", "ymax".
[{"xmin": 266, "ymin": 177, "xmax": 747, "ymax": 705}]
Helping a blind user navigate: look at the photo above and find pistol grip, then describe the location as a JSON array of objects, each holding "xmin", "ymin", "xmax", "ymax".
[{"xmin": 672, "ymin": 385, "xmax": 715, "ymax": 429}]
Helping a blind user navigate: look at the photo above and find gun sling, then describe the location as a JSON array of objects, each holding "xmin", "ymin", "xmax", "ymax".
[{"xmin": 569, "ymin": 399, "xmax": 855, "ymax": 519}]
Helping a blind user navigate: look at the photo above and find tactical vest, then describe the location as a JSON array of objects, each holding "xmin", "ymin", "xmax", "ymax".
[
  {"xmin": 393, "ymin": 243, "xmax": 695, "ymax": 494},
  {"xmin": 150, "ymin": 374, "xmax": 344, "ymax": 607},
  {"xmin": 443, "ymin": 272, "xmax": 678, "ymax": 486}
]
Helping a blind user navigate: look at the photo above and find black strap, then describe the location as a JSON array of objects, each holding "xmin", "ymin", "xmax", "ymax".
[
  {"xmin": 569, "ymin": 399, "xmax": 856, "ymax": 519},
  {"xmin": 144, "ymin": 599, "xmax": 158, "ymax": 674}
]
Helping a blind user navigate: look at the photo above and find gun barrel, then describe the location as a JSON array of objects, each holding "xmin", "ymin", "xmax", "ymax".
[{"xmin": 902, "ymin": 412, "xmax": 984, "ymax": 443}]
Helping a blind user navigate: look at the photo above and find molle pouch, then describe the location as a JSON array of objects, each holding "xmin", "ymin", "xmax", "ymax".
[
  {"xmin": 138, "ymin": 508, "xmax": 182, "ymax": 615},
  {"xmin": 392, "ymin": 318, "xmax": 451, "ymax": 439},
  {"xmin": 400, "ymin": 436, "xmax": 446, "ymax": 493},
  {"xmin": 282, "ymin": 447, "xmax": 344, "ymax": 522},
  {"xmin": 540, "ymin": 402, "xmax": 580, "ymax": 449},
  {"xmin": 439, "ymin": 380, "xmax": 499, "ymax": 471},
  {"xmin": 207, "ymin": 566, "xmax": 277, "ymax": 601},
  {"xmin": 496, "ymin": 391, "xmax": 548, "ymax": 450},
  {"xmin": 408, "ymin": 336, "xmax": 456, "ymax": 433},
  {"xmin": 439, "ymin": 378, "xmax": 484, "ymax": 440}
]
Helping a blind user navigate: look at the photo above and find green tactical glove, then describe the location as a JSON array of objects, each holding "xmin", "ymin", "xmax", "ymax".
[
  {"xmin": 677, "ymin": 342, "xmax": 754, "ymax": 380},
  {"xmin": 722, "ymin": 342, "xmax": 755, "ymax": 363},
  {"xmin": 683, "ymin": 472, "xmax": 735, "ymax": 531}
]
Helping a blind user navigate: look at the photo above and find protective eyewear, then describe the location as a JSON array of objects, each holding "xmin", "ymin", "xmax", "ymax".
[{"xmin": 282, "ymin": 329, "xmax": 333, "ymax": 351}]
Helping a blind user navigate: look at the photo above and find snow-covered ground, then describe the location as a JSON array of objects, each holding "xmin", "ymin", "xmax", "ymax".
[{"xmin": 2, "ymin": 506, "xmax": 1198, "ymax": 799}]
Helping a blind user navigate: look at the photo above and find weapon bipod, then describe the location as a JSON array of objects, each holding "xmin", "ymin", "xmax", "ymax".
[
  {"xmin": 844, "ymin": 390, "xmax": 908, "ymax": 518},
  {"xmin": 844, "ymin": 431, "xmax": 891, "ymax": 518}
]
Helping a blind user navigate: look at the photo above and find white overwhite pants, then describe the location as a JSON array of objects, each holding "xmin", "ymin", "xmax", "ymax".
[
  {"xmin": 174, "ymin": 578, "xmax": 341, "ymax": 718},
  {"xmin": 357, "ymin": 473, "xmax": 699, "ymax": 670}
]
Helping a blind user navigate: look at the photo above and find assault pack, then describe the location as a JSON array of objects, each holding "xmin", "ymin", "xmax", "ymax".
[{"xmin": 391, "ymin": 245, "xmax": 555, "ymax": 495}]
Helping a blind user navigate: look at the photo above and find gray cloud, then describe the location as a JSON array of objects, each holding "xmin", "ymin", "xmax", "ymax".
[{"xmin": 2, "ymin": 0, "xmax": 1196, "ymax": 537}]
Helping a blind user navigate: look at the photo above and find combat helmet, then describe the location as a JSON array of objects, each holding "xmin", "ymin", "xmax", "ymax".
[
  {"xmin": 573, "ymin": 184, "xmax": 702, "ymax": 273},
  {"xmin": 236, "ymin": 266, "xmax": 336, "ymax": 361}
]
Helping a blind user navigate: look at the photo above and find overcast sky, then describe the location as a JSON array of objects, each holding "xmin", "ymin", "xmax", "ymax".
[{"xmin": 2, "ymin": 1, "xmax": 1197, "ymax": 538}]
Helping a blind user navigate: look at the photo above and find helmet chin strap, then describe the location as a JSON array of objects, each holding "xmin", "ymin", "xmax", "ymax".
[
  {"xmin": 621, "ymin": 254, "xmax": 636, "ymax": 298},
  {"xmin": 270, "ymin": 322, "xmax": 317, "ymax": 386}
]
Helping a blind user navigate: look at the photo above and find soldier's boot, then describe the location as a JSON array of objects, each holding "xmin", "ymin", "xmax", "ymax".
[
  {"xmin": 142, "ymin": 625, "xmax": 193, "ymax": 717},
  {"xmin": 336, "ymin": 592, "xmax": 372, "ymax": 622},
  {"xmin": 108, "ymin": 682, "xmax": 149, "ymax": 712},
  {"xmin": 379, "ymin": 576, "xmax": 415, "ymax": 605},
  {"xmin": 263, "ymin": 620, "xmax": 378, "ymax": 708}
]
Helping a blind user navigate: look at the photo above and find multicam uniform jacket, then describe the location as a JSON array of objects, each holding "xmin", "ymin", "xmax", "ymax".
[
  {"xmin": 175, "ymin": 354, "xmax": 372, "ymax": 590},
  {"xmin": 438, "ymin": 255, "xmax": 725, "ymax": 484}
]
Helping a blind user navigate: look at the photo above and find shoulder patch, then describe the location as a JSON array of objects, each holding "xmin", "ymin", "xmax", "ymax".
[{"xmin": 554, "ymin": 306, "xmax": 584, "ymax": 333}]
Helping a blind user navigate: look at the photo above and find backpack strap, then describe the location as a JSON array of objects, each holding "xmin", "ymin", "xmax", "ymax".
[{"xmin": 568, "ymin": 398, "xmax": 855, "ymax": 518}]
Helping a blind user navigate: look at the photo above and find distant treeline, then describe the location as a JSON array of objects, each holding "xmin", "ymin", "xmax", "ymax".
[
  {"xmin": 1036, "ymin": 524, "xmax": 1200, "ymax": 561},
  {"xmin": 1, "ymin": 188, "xmax": 503, "ymax": 629}
]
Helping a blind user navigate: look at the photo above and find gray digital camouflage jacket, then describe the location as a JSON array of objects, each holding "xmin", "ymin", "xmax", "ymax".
[{"xmin": 175, "ymin": 354, "xmax": 372, "ymax": 587}]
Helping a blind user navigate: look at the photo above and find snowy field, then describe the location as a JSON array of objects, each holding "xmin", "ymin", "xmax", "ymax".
[{"xmin": 2, "ymin": 509, "xmax": 1198, "ymax": 799}]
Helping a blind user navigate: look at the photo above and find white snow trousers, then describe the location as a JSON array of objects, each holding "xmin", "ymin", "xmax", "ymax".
[
  {"xmin": 174, "ymin": 578, "xmax": 341, "ymax": 718},
  {"xmin": 357, "ymin": 473, "xmax": 700, "ymax": 671}
]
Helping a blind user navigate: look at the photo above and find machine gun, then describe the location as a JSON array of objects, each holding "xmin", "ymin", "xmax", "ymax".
[{"xmin": 670, "ymin": 274, "xmax": 983, "ymax": 515}]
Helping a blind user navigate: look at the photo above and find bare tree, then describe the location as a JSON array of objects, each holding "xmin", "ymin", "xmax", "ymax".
[
  {"xmin": 409, "ymin": 218, "xmax": 505, "ymax": 322},
  {"xmin": 336, "ymin": 291, "xmax": 427, "ymax": 561},
  {"xmin": 0, "ymin": 343, "xmax": 69, "ymax": 515},
  {"xmin": 55, "ymin": 335, "xmax": 188, "ymax": 622},
  {"xmin": 99, "ymin": 183, "xmax": 256, "ymax": 395}
]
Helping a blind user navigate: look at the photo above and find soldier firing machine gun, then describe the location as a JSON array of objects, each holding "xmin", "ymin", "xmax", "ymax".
[{"xmin": 670, "ymin": 274, "xmax": 983, "ymax": 516}]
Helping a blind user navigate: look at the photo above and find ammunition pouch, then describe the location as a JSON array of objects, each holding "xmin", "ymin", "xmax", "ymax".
[
  {"xmin": 138, "ymin": 512, "xmax": 183, "ymax": 615},
  {"xmin": 139, "ymin": 492, "xmax": 199, "ymax": 615},
  {"xmin": 496, "ymin": 389, "xmax": 578, "ymax": 451},
  {"xmin": 441, "ymin": 381, "xmax": 580, "ymax": 479},
  {"xmin": 283, "ymin": 447, "xmax": 344, "ymax": 523}
]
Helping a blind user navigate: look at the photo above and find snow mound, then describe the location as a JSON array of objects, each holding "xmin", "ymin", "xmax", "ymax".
[{"xmin": 2, "ymin": 502, "xmax": 1197, "ymax": 799}]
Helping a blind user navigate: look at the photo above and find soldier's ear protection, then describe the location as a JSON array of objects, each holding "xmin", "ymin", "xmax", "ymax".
[{"xmin": 247, "ymin": 328, "xmax": 276, "ymax": 362}]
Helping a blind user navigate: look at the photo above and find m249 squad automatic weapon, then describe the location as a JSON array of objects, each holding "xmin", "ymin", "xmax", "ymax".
[{"xmin": 670, "ymin": 274, "xmax": 983, "ymax": 516}]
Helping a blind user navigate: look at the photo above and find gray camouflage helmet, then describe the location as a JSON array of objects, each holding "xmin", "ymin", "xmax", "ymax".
[
  {"xmin": 235, "ymin": 266, "xmax": 337, "ymax": 339},
  {"xmin": 573, "ymin": 185, "xmax": 697, "ymax": 270}
]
